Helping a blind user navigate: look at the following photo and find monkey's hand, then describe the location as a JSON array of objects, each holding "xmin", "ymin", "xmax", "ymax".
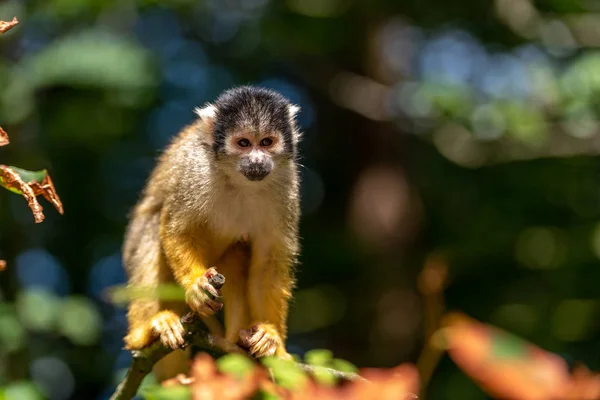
[
  {"xmin": 238, "ymin": 323, "xmax": 292, "ymax": 359},
  {"xmin": 186, "ymin": 267, "xmax": 224, "ymax": 317}
]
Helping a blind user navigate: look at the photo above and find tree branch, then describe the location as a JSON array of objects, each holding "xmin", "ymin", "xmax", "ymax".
[
  {"xmin": 110, "ymin": 312, "xmax": 365, "ymax": 400},
  {"xmin": 110, "ymin": 272, "xmax": 365, "ymax": 400},
  {"xmin": 109, "ymin": 312, "xmax": 238, "ymax": 400}
]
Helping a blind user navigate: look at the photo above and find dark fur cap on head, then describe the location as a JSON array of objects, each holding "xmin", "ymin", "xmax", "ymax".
[{"xmin": 200, "ymin": 86, "xmax": 300, "ymax": 156}]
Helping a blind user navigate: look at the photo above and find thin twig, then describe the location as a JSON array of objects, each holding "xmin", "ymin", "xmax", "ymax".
[
  {"xmin": 296, "ymin": 363, "xmax": 367, "ymax": 382},
  {"xmin": 416, "ymin": 253, "xmax": 448, "ymax": 398}
]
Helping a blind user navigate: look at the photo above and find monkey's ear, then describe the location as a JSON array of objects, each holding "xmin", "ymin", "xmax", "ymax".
[
  {"xmin": 194, "ymin": 104, "xmax": 217, "ymax": 142},
  {"xmin": 194, "ymin": 104, "xmax": 217, "ymax": 122},
  {"xmin": 288, "ymin": 104, "xmax": 300, "ymax": 119},
  {"xmin": 288, "ymin": 104, "xmax": 302, "ymax": 144}
]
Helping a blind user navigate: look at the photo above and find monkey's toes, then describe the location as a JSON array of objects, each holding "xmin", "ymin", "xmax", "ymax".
[
  {"xmin": 151, "ymin": 312, "xmax": 186, "ymax": 350},
  {"xmin": 238, "ymin": 324, "xmax": 282, "ymax": 358}
]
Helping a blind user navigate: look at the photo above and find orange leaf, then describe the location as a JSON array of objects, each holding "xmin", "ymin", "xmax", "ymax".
[
  {"xmin": 351, "ymin": 363, "xmax": 420, "ymax": 400},
  {"xmin": 0, "ymin": 17, "xmax": 18, "ymax": 35},
  {"xmin": 0, "ymin": 260, "xmax": 5, "ymax": 271},
  {"xmin": 439, "ymin": 312, "xmax": 570, "ymax": 400},
  {"xmin": 190, "ymin": 353, "xmax": 265, "ymax": 400},
  {"xmin": 564, "ymin": 365, "xmax": 600, "ymax": 400},
  {"xmin": 289, "ymin": 363, "xmax": 420, "ymax": 400},
  {"xmin": 0, "ymin": 127, "xmax": 8, "ymax": 146}
]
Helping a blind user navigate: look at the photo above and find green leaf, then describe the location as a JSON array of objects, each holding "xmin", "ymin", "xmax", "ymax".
[
  {"xmin": 330, "ymin": 358, "xmax": 358, "ymax": 373},
  {"xmin": 140, "ymin": 385, "xmax": 191, "ymax": 400},
  {"xmin": 311, "ymin": 367, "xmax": 338, "ymax": 387},
  {"xmin": 304, "ymin": 349, "xmax": 333, "ymax": 366},
  {"xmin": 217, "ymin": 353, "xmax": 255, "ymax": 378},
  {"xmin": 0, "ymin": 313, "xmax": 26, "ymax": 352},
  {"xmin": 23, "ymin": 30, "xmax": 155, "ymax": 92},
  {"xmin": 252, "ymin": 390, "xmax": 282, "ymax": 400},
  {"xmin": 490, "ymin": 330, "xmax": 527, "ymax": 360},
  {"xmin": 261, "ymin": 357, "xmax": 308, "ymax": 390},
  {"xmin": 0, "ymin": 167, "xmax": 48, "ymax": 194},
  {"xmin": 107, "ymin": 283, "xmax": 186, "ymax": 305},
  {"xmin": 3, "ymin": 381, "xmax": 44, "ymax": 400}
]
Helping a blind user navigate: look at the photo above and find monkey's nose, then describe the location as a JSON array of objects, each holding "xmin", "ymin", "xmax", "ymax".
[{"xmin": 240, "ymin": 158, "xmax": 272, "ymax": 181}]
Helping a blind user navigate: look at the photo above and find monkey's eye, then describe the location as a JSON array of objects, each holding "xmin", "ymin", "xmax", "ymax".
[
  {"xmin": 237, "ymin": 138, "xmax": 251, "ymax": 148},
  {"xmin": 260, "ymin": 138, "xmax": 273, "ymax": 147}
]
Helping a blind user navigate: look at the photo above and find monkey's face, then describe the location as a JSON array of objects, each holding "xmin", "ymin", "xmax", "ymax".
[
  {"xmin": 202, "ymin": 86, "xmax": 301, "ymax": 183},
  {"xmin": 223, "ymin": 131, "xmax": 287, "ymax": 182}
]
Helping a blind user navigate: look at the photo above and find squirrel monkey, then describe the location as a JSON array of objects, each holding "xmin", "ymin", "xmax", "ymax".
[{"xmin": 122, "ymin": 86, "xmax": 302, "ymax": 380}]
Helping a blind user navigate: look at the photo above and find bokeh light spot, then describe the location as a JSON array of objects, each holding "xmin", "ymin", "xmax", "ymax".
[
  {"xmin": 515, "ymin": 227, "xmax": 566, "ymax": 269},
  {"xmin": 288, "ymin": 285, "xmax": 346, "ymax": 334},
  {"xmin": 491, "ymin": 303, "xmax": 539, "ymax": 335},
  {"xmin": 58, "ymin": 296, "xmax": 102, "ymax": 346},
  {"xmin": 30, "ymin": 357, "xmax": 75, "ymax": 400},
  {"xmin": 16, "ymin": 289, "xmax": 61, "ymax": 332},
  {"xmin": 16, "ymin": 248, "xmax": 70, "ymax": 295},
  {"xmin": 552, "ymin": 299, "xmax": 598, "ymax": 342}
]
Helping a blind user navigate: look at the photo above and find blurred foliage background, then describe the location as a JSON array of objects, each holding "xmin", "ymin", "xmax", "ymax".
[{"xmin": 0, "ymin": 0, "xmax": 600, "ymax": 398}]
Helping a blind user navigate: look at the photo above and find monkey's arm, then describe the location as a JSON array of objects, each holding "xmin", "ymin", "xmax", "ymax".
[{"xmin": 160, "ymin": 210, "xmax": 223, "ymax": 317}]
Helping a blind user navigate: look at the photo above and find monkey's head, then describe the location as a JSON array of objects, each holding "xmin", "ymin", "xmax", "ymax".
[{"xmin": 195, "ymin": 86, "xmax": 301, "ymax": 183}]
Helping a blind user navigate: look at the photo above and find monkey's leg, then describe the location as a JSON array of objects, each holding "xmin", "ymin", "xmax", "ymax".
[
  {"xmin": 244, "ymin": 246, "xmax": 294, "ymax": 359},
  {"xmin": 216, "ymin": 242, "xmax": 251, "ymax": 343},
  {"xmin": 124, "ymin": 210, "xmax": 188, "ymax": 351},
  {"xmin": 160, "ymin": 213, "xmax": 223, "ymax": 317}
]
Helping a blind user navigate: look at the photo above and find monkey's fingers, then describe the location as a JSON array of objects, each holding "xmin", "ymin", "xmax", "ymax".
[
  {"xmin": 200, "ymin": 298, "xmax": 223, "ymax": 315},
  {"xmin": 186, "ymin": 284, "xmax": 223, "ymax": 317},
  {"xmin": 204, "ymin": 267, "xmax": 219, "ymax": 280},
  {"xmin": 201, "ymin": 280, "xmax": 221, "ymax": 299}
]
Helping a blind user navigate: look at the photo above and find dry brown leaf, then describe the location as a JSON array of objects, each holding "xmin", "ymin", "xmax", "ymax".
[
  {"xmin": 0, "ymin": 166, "xmax": 64, "ymax": 223},
  {"xmin": 0, "ymin": 127, "xmax": 8, "ymax": 147},
  {"xmin": 0, "ymin": 17, "xmax": 18, "ymax": 35},
  {"xmin": 0, "ymin": 165, "xmax": 45, "ymax": 223},
  {"xmin": 30, "ymin": 173, "xmax": 64, "ymax": 215}
]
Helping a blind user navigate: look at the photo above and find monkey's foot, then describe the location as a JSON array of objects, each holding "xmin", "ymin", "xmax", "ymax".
[
  {"xmin": 151, "ymin": 311, "xmax": 186, "ymax": 349},
  {"xmin": 187, "ymin": 268, "xmax": 223, "ymax": 317},
  {"xmin": 124, "ymin": 326, "xmax": 154, "ymax": 350},
  {"xmin": 238, "ymin": 323, "xmax": 290, "ymax": 359}
]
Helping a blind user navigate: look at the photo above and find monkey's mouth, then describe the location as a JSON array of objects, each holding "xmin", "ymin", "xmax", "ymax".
[{"xmin": 242, "ymin": 169, "xmax": 270, "ymax": 181}]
